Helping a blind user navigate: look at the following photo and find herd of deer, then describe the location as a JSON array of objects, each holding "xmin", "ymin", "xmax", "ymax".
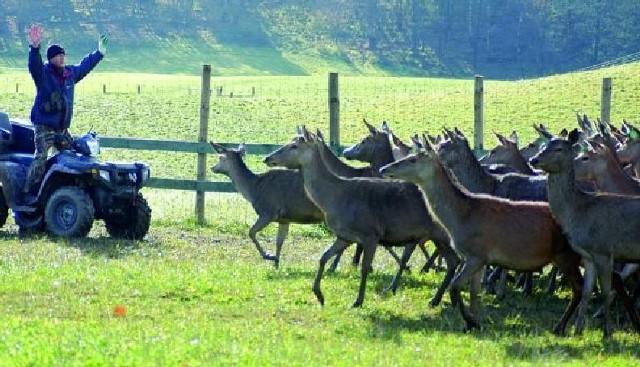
[{"xmin": 210, "ymin": 114, "xmax": 640, "ymax": 339}]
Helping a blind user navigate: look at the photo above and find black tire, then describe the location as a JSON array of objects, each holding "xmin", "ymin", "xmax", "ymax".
[
  {"xmin": 15, "ymin": 211, "xmax": 45, "ymax": 236},
  {"xmin": 0, "ymin": 188, "xmax": 8, "ymax": 228},
  {"xmin": 44, "ymin": 186, "xmax": 94, "ymax": 238},
  {"xmin": 105, "ymin": 193, "xmax": 151, "ymax": 240}
]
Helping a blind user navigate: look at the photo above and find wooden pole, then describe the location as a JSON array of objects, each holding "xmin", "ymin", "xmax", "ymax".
[
  {"xmin": 601, "ymin": 77, "xmax": 612, "ymax": 124},
  {"xmin": 196, "ymin": 65, "xmax": 211, "ymax": 224},
  {"xmin": 473, "ymin": 75, "xmax": 484, "ymax": 151},
  {"xmin": 328, "ymin": 72, "xmax": 340, "ymax": 148}
]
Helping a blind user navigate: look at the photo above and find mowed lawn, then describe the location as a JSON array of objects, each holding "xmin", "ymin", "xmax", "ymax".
[{"xmin": 1, "ymin": 67, "xmax": 640, "ymax": 365}]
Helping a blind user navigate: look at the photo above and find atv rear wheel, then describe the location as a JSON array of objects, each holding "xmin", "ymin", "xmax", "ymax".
[
  {"xmin": 45, "ymin": 186, "xmax": 94, "ymax": 238},
  {"xmin": 0, "ymin": 189, "xmax": 8, "ymax": 228},
  {"xmin": 105, "ymin": 193, "xmax": 151, "ymax": 240}
]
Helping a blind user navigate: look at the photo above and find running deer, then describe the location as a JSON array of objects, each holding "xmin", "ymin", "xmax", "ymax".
[
  {"xmin": 530, "ymin": 130, "xmax": 640, "ymax": 338},
  {"xmin": 315, "ymin": 129, "xmax": 423, "ymax": 273},
  {"xmin": 436, "ymin": 129, "xmax": 548, "ymax": 202},
  {"xmin": 436, "ymin": 128, "xmax": 549, "ymax": 298},
  {"xmin": 210, "ymin": 142, "xmax": 324, "ymax": 268},
  {"xmin": 340, "ymin": 121, "xmax": 442, "ymax": 273},
  {"xmin": 263, "ymin": 126, "xmax": 460, "ymax": 308},
  {"xmin": 380, "ymin": 136, "xmax": 584, "ymax": 335},
  {"xmin": 478, "ymin": 131, "xmax": 539, "ymax": 176}
]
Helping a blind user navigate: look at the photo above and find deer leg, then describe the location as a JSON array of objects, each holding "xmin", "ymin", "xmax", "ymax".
[
  {"xmin": 388, "ymin": 243, "xmax": 417, "ymax": 294},
  {"xmin": 351, "ymin": 244, "xmax": 364, "ymax": 266},
  {"xmin": 429, "ymin": 242, "xmax": 460, "ymax": 307},
  {"xmin": 273, "ymin": 223, "xmax": 289, "ymax": 269},
  {"xmin": 469, "ymin": 266, "xmax": 484, "ymax": 316},
  {"xmin": 495, "ymin": 269, "xmax": 508, "ymax": 301},
  {"xmin": 575, "ymin": 260, "xmax": 597, "ymax": 336},
  {"xmin": 383, "ymin": 246, "xmax": 404, "ymax": 269},
  {"xmin": 523, "ymin": 271, "xmax": 534, "ymax": 296},
  {"xmin": 485, "ymin": 266, "xmax": 502, "ymax": 295},
  {"xmin": 249, "ymin": 215, "xmax": 274, "ymax": 261},
  {"xmin": 421, "ymin": 247, "xmax": 441, "ymax": 273},
  {"xmin": 449, "ymin": 257, "xmax": 484, "ymax": 332},
  {"xmin": 313, "ymin": 238, "xmax": 351, "ymax": 306},
  {"xmin": 552, "ymin": 257, "xmax": 582, "ymax": 336},
  {"xmin": 594, "ymin": 254, "xmax": 614, "ymax": 338},
  {"xmin": 547, "ymin": 266, "xmax": 559, "ymax": 295},
  {"xmin": 611, "ymin": 270, "xmax": 640, "ymax": 333},
  {"xmin": 353, "ymin": 242, "xmax": 378, "ymax": 308}
]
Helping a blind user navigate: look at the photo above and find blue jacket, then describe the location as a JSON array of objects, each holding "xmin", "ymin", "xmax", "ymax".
[{"xmin": 28, "ymin": 46, "xmax": 103, "ymax": 129}]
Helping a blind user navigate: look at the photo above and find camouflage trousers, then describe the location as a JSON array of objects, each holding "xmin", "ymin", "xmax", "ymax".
[{"xmin": 23, "ymin": 125, "xmax": 73, "ymax": 194}]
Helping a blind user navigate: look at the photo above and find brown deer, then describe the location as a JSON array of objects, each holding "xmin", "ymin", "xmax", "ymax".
[
  {"xmin": 530, "ymin": 130, "xmax": 640, "ymax": 338},
  {"xmin": 380, "ymin": 136, "xmax": 584, "ymax": 335},
  {"xmin": 574, "ymin": 141, "xmax": 640, "ymax": 195},
  {"xmin": 478, "ymin": 131, "xmax": 539, "ymax": 176},
  {"xmin": 210, "ymin": 142, "xmax": 324, "ymax": 268},
  {"xmin": 617, "ymin": 123, "xmax": 640, "ymax": 178},
  {"xmin": 263, "ymin": 126, "xmax": 460, "ymax": 308}
]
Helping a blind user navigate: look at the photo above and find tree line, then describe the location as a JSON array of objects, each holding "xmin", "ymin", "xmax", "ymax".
[{"xmin": 1, "ymin": 0, "xmax": 638, "ymax": 78}]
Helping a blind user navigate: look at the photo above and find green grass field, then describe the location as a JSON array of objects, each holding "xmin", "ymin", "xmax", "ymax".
[{"xmin": 1, "ymin": 65, "xmax": 640, "ymax": 365}]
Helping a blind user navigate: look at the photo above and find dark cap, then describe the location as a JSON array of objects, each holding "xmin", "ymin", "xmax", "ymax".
[{"xmin": 46, "ymin": 44, "xmax": 65, "ymax": 60}]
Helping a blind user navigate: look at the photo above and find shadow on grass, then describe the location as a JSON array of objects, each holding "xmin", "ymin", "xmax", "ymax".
[
  {"xmin": 9, "ymin": 228, "xmax": 146, "ymax": 259},
  {"xmin": 363, "ymin": 287, "xmax": 640, "ymax": 359}
]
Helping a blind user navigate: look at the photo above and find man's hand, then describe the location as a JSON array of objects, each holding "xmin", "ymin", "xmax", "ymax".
[
  {"xmin": 27, "ymin": 24, "xmax": 42, "ymax": 48},
  {"xmin": 98, "ymin": 33, "xmax": 108, "ymax": 55}
]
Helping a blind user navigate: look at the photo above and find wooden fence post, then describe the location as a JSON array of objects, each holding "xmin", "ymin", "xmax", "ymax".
[
  {"xmin": 601, "ymin": 77, "xmax": 612, "ymax": 124},
  {"xmin": 328, "ymin": 72, "xmax": 340, "ymax": 148},
  {"xmin": 473, "ymin": 75, "xmax": 484, "ymax": 151},
  {"xmin": 196, "ymin": 65, "xmax": 211, "ymax": 224}
]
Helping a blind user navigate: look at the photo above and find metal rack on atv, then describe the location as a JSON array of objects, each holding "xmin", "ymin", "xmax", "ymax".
[{"xmin": 0, "ymin": 111, "xmax": 152, "ymax": 239}]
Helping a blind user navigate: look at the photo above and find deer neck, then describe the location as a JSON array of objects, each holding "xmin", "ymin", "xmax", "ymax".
[
  {"xmin": 511, "ymin": 152, "xmax": 536, "ymax": 175},
  {"xmin": 299, "ymin": 146, "xmax": 343, "ymax": 209},
  {"xmin": 368, "ymin": 140, "xmax": 395, "ymax": 171},
  {"xmin": 319, "ymin": 143, "xmax": 366, "ymax": 177},
  {"xmin": 448, "ymin": 150, "xmax": 495, "ymax": 194},
  {"xmin": 596, "ymin": 159, "xmax": 640, "ymax": 194},
  {"xmin": 418, "ymin": 161, "xmax": 473, "ymax": 236},
  {"xmin": 545, "ymin": 161, "xmax": 585, "ymax": 226},
  {"xmin": 226, "ymin": 159, "xmax": 260, "ymax": 201}
]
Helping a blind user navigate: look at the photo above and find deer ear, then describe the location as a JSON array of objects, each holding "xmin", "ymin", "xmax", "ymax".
[
  {"xmin": 237, "ymin": 143, "xmax": 247, "ymax": 156},
  {"xmin": 509, "ymin": 131, "xmax": 519, "ymax": 147},
  {"xmin": 380, "ymin": 120, "xmax": 390, "ymax": 133},
  {"xmin": 568, "ymin": 128, "xmax": 581, "ymax": 145},
  {"xmin": 422, "ymin": 134, "xmax": 435, "ymax": 153},
  {"xmin": 209, "ymin": 141, "xmax": 227, "ymax": 153},
  {"xmin": 316, "ymin": 128, "xmax": 325, "ymax": 141},
  {"xmin": 364, "ymin": 119, "xmax": 377, "ymax": 135},
  {"xmin": 301, "ymin": 125, "xmax": 310, "ymax": 140}
]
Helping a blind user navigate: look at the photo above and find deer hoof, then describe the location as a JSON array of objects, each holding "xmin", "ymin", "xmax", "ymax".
[{"xmin": 263, "ymin": 253, "xmax": 278, "ymax": 261}]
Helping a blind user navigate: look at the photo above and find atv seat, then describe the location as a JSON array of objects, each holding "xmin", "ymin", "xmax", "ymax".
[
  {"xmin": 0, "ymin": 111, "xmax": 12, "ymax": 153},
  {"xmin": 0, "ymin": 111, "xmax": 35, "ymax": 154}
]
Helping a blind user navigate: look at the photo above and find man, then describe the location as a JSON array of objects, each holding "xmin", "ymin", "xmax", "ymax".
[{"xmin": 22, "ymin": 24, "xmax": 108, "ymax": 204}]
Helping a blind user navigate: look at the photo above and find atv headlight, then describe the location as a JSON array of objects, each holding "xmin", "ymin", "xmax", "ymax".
[
  {"xmin": 86, "ymin": 138, "xmax": 100, "ymax": 156},
  {"xmin": 140, "ymin": 167, "xmax": 150, "ymax": 184},
  {"xmin": 99, "ymin": 170, "xmax": 110, "ymax": 182}
]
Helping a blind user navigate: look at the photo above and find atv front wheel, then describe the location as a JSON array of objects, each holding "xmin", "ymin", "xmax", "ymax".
[
  {"xmin": 0, "ymin": 189, "xmax": 8, "ymax": 228},
  {"xmin": 104, "ymin": 193, "xmax": 151, "ymax": 240},
  {"xmin": 45, "ymin": 186, "xmax": 94, "ymax": 238}
]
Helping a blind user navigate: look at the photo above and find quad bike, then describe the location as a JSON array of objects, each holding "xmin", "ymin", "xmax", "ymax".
[{"xmin": 0, "ymin": 111, "xmax": 151, "ymax": 239}]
